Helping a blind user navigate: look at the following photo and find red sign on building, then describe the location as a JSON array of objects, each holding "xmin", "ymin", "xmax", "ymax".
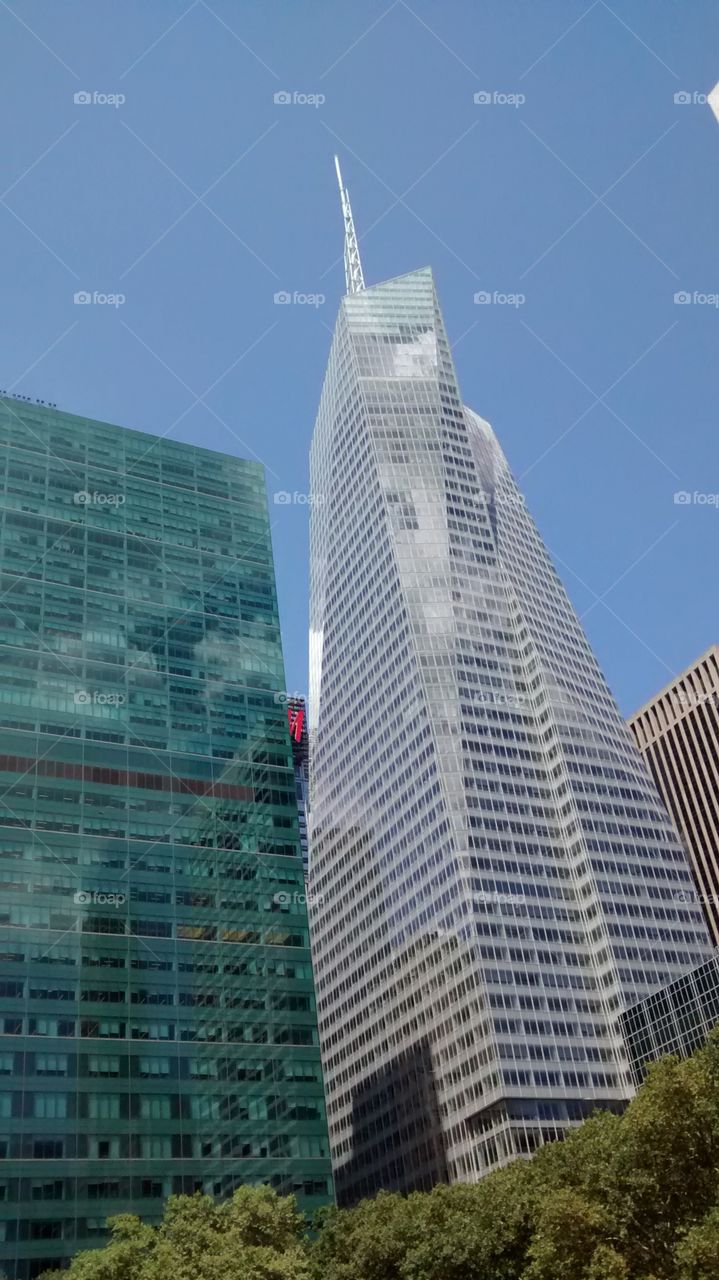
[{"xmin": 288, "ymin": 706, "xmax": 305, "ymax": 743}]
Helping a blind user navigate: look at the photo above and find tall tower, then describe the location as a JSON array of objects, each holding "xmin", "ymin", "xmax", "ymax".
[
  {"xmin": 308, "ymin": 164, "xmax": 712, "ymax": 1204},
  {"xmin": 0, "ymin": 400, "xmax": 331, "ymax": 1278}
]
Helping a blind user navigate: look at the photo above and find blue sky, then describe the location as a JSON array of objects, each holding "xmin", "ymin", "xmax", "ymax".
[{"xmin": 2, "ymin": 0, "xmax": 719, "ymax": 713}]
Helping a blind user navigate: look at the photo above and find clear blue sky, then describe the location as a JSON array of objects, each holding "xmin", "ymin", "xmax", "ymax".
[{"xmin": 2, "ymin": 0, "xmax": 718, "ymax": 714}]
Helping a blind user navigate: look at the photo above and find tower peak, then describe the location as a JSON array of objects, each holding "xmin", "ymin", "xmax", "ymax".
[{"xmin": 334, "ymin": 155, "xmax": 365, "ymax": 295}]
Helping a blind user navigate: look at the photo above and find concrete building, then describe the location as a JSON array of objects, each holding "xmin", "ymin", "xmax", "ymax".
[{"xmin": 629, "ymin": 645, "xmax": 719, "ymax": 945}]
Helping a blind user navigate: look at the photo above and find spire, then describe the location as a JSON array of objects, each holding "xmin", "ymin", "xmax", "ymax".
[{"xmin": 334, "ymin": 155, "xmax": 365, "ymax": 295}]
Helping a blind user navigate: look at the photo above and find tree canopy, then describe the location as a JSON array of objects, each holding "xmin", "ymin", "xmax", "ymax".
[{"xmin": 42, "ymin": 1029, "xmax": 719, "ymax": 1280}]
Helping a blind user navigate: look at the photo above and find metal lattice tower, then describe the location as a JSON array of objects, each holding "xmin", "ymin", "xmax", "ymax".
[{"xmin": 334, "ymin": 155, "xmax": 365, "ymax": 295}]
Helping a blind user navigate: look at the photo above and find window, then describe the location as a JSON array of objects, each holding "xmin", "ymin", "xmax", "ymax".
[
  {"xmin": 141, "ymin": 1180, "xmax": 165, "ymax": 1198},
  {"xmin": 81, "ymin": 1019, "xmax": 124, "ymax": 1039},
  {"xmin": 29, "ymin": 1018, "xmax": 57, "ymax": 1036},
  {"xmin": 88, "ymin": 1094, "xmax": 121, "ymax": 1120},
  {"xmin": 189, "ymin": 1059, "xmax": 216, "ymax": 1079},
  {"xmin": 30, "ymin": 1221, "xmax": 62, "ymax": 1239},
  {"xmin": 140, "ymin": 1137, "xmax": 171, "ymax": 1158},
  {"xmin": 34, "ymin": 1094, "xmax": 67, "ymax": 1120},
  {"xmin": 33, "ymin": 1140, "xmax": 63, "ymax": 1159},
  {"xmin": 36, "ymin": 1054, "xmax": 68, "ymax": 1077},
  {"xmin": 140, "ymin": 1096, "xmax": 171, "ymax": 1120},
  {"xmin": 138, "ymin": 1057, "xmax": 171, "ymax": 1078},
  {"xmin": 31, "ymin": 1181, "xmax": 64, "ymax": 1201},
  {"xmin": 87, "ymin": 1055, "xmax": 121, "ymax": 1078},
  {"xmin": 89, "ymin": 1138, "xmax": 120, "ymax": 1160},
  {"xmin": 190, "ymin": 1096, "xmax": 219, "ymax": 1120},
  {"xmin": 87, "ymin": 1181, "xmax": 120, "ymax": 1200}
]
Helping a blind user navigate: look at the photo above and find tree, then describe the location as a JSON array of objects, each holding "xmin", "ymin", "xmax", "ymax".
[
  {"xmin": 53, "ymin": 1187, "xmax": 311, "ymax": 1280},
  {"xmin": 675, "ymin": 1205, "xmax": 719, "ymax": 1279}
]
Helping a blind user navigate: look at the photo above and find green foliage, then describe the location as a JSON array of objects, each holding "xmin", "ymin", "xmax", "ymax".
[
  {"xmin": 51, "ymin": 1029, "xmax": 719, "ymax": 1280},
  {"xmin": 57, "ymin": 1188, "xmax": 311, "ymax": 1280},
  {"xmin": 675, "ymin": 1205, "xmax": 719, "ymax": 1279}
]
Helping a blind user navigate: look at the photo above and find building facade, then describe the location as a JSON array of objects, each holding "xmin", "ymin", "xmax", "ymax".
[
  {"xmin": 0, "ymin": 398, "xmax": 331, "ymax": 1278},
  {"xmin": 286, "ymin": 698, "xmax": 310, "ymax": 877},
  {"xmin": 308, "ymin": 263, "xmax": 712, "ymax": 1204},
  {"xmin": 628, "ymin": 645, "xmax": 719, "ymax": 945},
  {"xmin": 620, "ymin": 952, "xmax": 719, "ymax": 1085}
]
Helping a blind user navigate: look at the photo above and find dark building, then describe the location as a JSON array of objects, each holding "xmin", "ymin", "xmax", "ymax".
[
  {"xmin": 620, "ymin": 953, "xmax": 719, "ymax": 1086},
  {"xmin": 0, "ymin": 397, "xmax": 331, "ymax": 1277}
]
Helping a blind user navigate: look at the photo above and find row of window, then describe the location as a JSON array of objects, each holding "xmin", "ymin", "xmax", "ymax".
[
  {"xmin": 0, "ymin": 1017, "xmax": 316, "ymax": 1044},
  {"xmin": 0, "ymin": 1092, "xmax": 324, "ymax": 1121},
  {"xmin": 0, "ymin": 1052, "xmax": 322, "ymax": 1081}
]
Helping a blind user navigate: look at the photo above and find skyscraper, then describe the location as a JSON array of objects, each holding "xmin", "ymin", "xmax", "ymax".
[
  {"xmin": 307, "ymin": 163, "xmax": 712, "ymax": 1204},
  {"xmin": 628, "ymin": 644, "xmax": 719, "ymax": 945},
  {"xmin": 0, "ymin": 398, "xmax": 331, "ymax": 1278}
]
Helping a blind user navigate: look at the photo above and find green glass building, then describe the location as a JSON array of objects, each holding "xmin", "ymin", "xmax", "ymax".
[{"xmin": 0, "ymin": 397, "xmax": 332, "ymax": 1278}]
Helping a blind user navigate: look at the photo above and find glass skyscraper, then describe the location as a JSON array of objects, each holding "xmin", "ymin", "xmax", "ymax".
[
  {"xmin": 0, "ymin": 398, "xmax": 331, "ymax": 1278},
  {"xmin": 308, "ymin": 262, "xmax": 712, "ymax": 1204}
]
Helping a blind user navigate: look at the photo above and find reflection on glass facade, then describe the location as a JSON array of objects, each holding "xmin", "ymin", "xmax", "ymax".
[
  {"xmin": 308, "ymin": 267, "xmax": 712, "ymax": 1204},
  {"xmin": 620, "ymin": 954, "xmax": 719, "ymax": 1085},
  {"xmin": 0, "ymin": 399, "xmax": 331, "ymax": 1278}
]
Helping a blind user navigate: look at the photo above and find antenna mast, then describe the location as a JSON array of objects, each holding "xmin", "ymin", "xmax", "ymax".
[{"xmin": 334, "ymin": 155, "xmax": 365, "ymax": 295}]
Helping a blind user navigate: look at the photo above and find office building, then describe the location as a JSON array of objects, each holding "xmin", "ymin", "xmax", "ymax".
[
  {"xmin": 629, "ymin": 645, "xmax": 719, "ymax": 945},
  {"xmin": 0, "ymin": 397, "xmax": 331, "ymax": 1278},
  {"xmin": 307, "ymin": 161, "xmax": 712, "ymax": 1204}
]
